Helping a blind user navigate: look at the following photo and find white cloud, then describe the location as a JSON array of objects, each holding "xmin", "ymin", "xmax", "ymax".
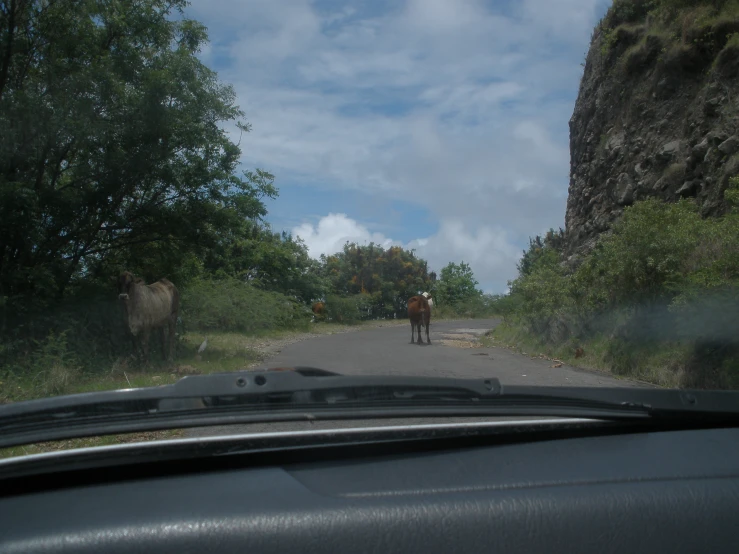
[
  {"xmin": 410, "ymin": 220, "xmax": 523, "ymax": 293},
  {"xmin": 293, "ymin": 213, "xmax": 396, "ymax": 259},
  {"xmin": 294, "ymin": 214, "xmax": 522, "ymax": 293},
  {"xmin": 404, "ymin": 0, "xmax": 492, "ymax": 33},
  {"xmin": 518, "ymin": 0, "xmax": 604, "ymax": 42}
]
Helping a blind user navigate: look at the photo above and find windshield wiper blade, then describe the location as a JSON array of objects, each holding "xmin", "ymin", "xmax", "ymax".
[{"xmin": 1, "ymin": 368, "xmax": 739, "ymax": 449}]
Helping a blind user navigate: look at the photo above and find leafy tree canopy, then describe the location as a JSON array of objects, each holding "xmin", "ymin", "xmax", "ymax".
[
  {"xmin": 435, "ymin": 261, "xmax": 482, "ymax": 306},
  {"xmin": 320, "ymin": 242, "xmax": 433, "ymax": 317},
  {"xmin": 0, "ymin": 0, "xmax": 274, "ymax": 325}
]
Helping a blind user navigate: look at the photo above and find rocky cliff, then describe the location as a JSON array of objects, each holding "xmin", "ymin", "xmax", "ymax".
[{"xmin": 565, "ymin": 0, "xmax": 739, "ymax": 256}]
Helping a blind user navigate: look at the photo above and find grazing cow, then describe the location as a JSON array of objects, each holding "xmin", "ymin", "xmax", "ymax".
[
  {"xmin": 407, "ymin": 294, "xmax": 431, "ymax": 345},
  {"xmin": 311, "ymin": 301, "xmax": 326, "ymax": 322},
  {"xmin": 421, "ymin": 291, "xmax": 434, "ymax": 308},
  {"xmin": 118, "ymin": 271, "xmax": 180, "ymax": 363}
]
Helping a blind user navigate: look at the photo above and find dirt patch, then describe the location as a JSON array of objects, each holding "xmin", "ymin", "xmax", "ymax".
[
  {"xmin": 439, "ymin": 333, "xmax": 479, "ymax": 341},
  {"xmin": 171, "ymin": 365, "xmax": 200, "ymax": 376},
  {"xmin": 438, "ymin": 339, "xmax": 484, "ymax": 349}
]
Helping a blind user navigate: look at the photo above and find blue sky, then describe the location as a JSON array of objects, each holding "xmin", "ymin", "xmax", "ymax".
[{"xmin": 186, "ymin": 0, "xmax": 612, "ymax": 293}]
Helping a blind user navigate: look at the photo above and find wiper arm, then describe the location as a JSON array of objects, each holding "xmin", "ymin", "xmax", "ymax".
[
  {"xmin": 0, "ymin": 370, "xmax": 504, "ymax": 447},
  {"xmin": 1, "ymin": 368, "xmax": 739, "ymax": 449}
]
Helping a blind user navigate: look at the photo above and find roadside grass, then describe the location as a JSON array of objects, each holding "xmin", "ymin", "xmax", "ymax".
[
  {"xmin": 0, "ymin": 330, "xmax": 270, "ymax": 459},
  {"xmin": 0, "ymin": 333, "xmax": 264, "ymax": 404},
  {"xmin": 484, "ymin": 320, "xmax": 690, "ymax": 388},
  {"xmin": 0, "ymin": 319, "xmax": 412, "ymax": 458},
  {"xmin": 1, "ymin": 319, "xmax": 411, "ymax": 402},
  {"xmin": 432, "ymin": 304, "xmax": 502, "ymax": 321},
  {"xmin": 482, "ymin": 322, "xmax": 613, "ymax": 372}
]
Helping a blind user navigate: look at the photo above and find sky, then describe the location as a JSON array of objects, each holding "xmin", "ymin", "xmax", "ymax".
[{"xmin": 186, "ymin": 0, "xmax": 612, "ymax": 293}]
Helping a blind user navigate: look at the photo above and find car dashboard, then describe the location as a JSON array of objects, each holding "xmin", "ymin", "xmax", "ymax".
[{"xmin": 1, "ymin": 420, "xmax": 738, "ymax": 553}]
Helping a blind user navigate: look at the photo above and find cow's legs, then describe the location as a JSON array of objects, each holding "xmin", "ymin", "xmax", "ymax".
[
  {"xmin": 130, "ymin": 333, "xmax": 140, "ymax": 361},
  {"xmin": 167, "ymin": 316, "xmax": 177, "ymax": 361},
  {"xmin": 160, "ymin": 326, "xmax": 168, "ymax": 361},
  {"xmin": 425, "ymin": 319, "xmax": 431, "ymax": 344},
  {"xmin": 410, "ymin": 321, "xmax": 416, "ymax": 344},
  {"xmin": 140, "ymin": 331, "xmax": 151, "ymax": 365},
  {"xmin": 416, "ymin": 322, "xmax": 423, "ymax": 345}
]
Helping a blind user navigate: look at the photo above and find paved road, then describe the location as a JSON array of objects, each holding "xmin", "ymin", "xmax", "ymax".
[{"xmin": 187, "ymin": 318, "xmax": 652, "ymax": 437}]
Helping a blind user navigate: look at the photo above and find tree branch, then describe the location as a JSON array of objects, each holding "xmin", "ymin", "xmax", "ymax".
[{"xmin": 0, "ymin": 0, "xmax": 17, "ymax": 101}]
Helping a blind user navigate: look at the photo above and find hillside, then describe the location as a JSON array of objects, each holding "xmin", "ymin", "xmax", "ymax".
[{"xmin": 566, "ymin": 0, "xmax": 739, "ymax": 258}]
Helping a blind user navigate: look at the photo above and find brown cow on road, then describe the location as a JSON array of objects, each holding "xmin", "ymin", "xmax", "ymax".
[
  {"xmin": 408, "ymin": 294, "xmax": 431, "ymax": 345},
  {"xmin": 118, "ymin": 271, "xmax": 180, "ymax": 363}
]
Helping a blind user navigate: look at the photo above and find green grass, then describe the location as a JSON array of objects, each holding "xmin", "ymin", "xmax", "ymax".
[
  {"xmin": 0, "ymin": 320, "xmax": 410, "ymax": 459},
  {"xmin": 598, "ymin": 0, "xmax": 739, "ymax": 77},
  {"xmin": 1, "ymin": 320, "xmax": 410, "ymax": 403},
  {"xmin": 661, "ymin": 162, "xmax": 688, "ymax": 190},
  {"xmin": 181, "ymin": 276, "xmax": 314, "ymax": 334},
  {"xmin": 486, "ymin": 320, "xmax": 717, "ymax": 389},
  {"xmin": 0, "ymin": 332, "xmax": 265, "ymax": 404}
]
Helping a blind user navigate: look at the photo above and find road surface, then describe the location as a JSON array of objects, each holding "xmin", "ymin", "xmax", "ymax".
[{"xmin": 187, "ymin": 318, "xmax": 652, "ymax": 437}]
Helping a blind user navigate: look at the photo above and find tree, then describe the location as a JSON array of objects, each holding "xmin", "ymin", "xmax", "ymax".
[
  {"xmin": 319, "ymin": 242, "xmax": 432, "ymax": 319},
  {"xmin": 516, "ymin": 228, "xmax": 566, "ymax": 278},
  {"xmin": 0, "ymin": 0, "xmax": 274, "ymax": 331},
  {"xmin": 436, "ymin": 262, "xmax": 481, "ymax": 306},
  {"xmin": 202, "ymin": 223, "xmax": 329, "ymax": 303}
]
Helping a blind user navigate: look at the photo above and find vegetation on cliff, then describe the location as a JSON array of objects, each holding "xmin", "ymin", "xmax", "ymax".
[
  {"xmin": 496, "ymin": 175, "xmax": 739, "ymax": 389},
  {"xmin": 496, "ymin": 0, "xmax": 739, "ymax": 388},
  {"xmin": 496, "ymin": 0, "xmax": 739, "ymax": 389},
  {"xmin": 567, "ymin": 0, "xmax": 739, "ymax": 252}
]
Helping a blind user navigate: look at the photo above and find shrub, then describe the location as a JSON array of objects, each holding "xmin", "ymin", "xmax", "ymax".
[
  {"xmin": 181, "ymin": 277, "xmax": 310, "ymax": 333},
  {"xmin": 605, "ymin": 0, "xmax": 660, "ymax": 28},
  {"xmin": 0, "ymin": 331, "xmax": 82, "ymax": 401},
  {"xmin": 0, "ymin": 280, "xmax": 131, "ymax": 375},
  {"xmin": 432, "ymin": 295, "xmax": 492, "ymax": 319},
  {"xmin": 662, "ymin": 162, "xmax": 687, "ymax": 189},
  {"xmin": 503, "ymin": 177, "xmax": 739, "ymax": 388},
  {"xmin": 29, "ymin": 332, "xmax": 82, "ymax": 397},
  {"xmin": 572, "ymin": 198, "xmax": 704, "ymax": 310},
  {"xmin": 714, "ymin": 31, "xmax": 739, "ymax": 74},
  {"xmin": 324, "ymin": 295, "xmax": 362, "ymax": 324}
]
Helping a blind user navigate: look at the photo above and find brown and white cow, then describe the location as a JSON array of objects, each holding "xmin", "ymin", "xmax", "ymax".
[{"xmin": 407, "ymin": 294, "xmax": 431, "ymax": 345}]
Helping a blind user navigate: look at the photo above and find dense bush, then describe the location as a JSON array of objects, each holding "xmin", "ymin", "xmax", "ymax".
[
  {"xmin": 326, "ymin": 294, "xmax": 361, "ymax": 324},
  {"xmin": 433, "ymin": 294, "xmax": 504, "ymax": 319},
  {"xmin": 181, "ymin": 277, "xmax": 310, "ymax": 334},
  {"xmin": 502, "ymin": 178, "xmax": 739, "ymax": 388}
]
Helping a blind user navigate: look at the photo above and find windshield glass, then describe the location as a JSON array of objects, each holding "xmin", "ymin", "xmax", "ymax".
[{"xmin": 2, "ymin": 0, "xmax": 739, "ymax": 459}]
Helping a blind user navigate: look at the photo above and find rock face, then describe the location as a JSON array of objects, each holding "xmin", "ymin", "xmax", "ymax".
[{"xmin": 565, "ymin": 3, "xmax": 739, "ymax": 255}]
